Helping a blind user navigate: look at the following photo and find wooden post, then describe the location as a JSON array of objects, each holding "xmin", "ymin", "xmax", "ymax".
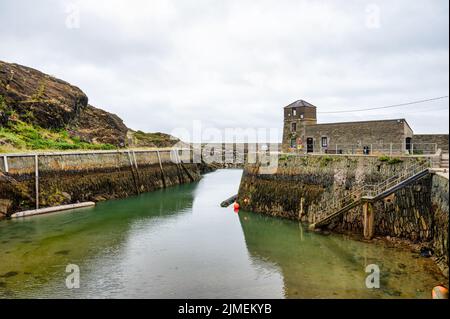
[
  {"xmin": 363, "ymin": 202, "xmax": 374, "ymax": 239},
  {"xmin": 390, "ymin": 143, "xmax": 392, "ymax": 155},
  {"xmin": 35, "ymin": 154, "xmax": 39, "ymax": 210}
]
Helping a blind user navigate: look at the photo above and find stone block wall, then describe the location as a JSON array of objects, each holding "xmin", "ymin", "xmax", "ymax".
[
  {"xmin": 413, "ymin": 134, "xmax": 449, "ymax": 152},
  {"xmin": 430, "ymin": 174, "xmax": 449, "ymax": 275},
  {"xmin": 0, "ymin": 150, "xmax": 202, "ymax": 217},
  {"xmin": 238, "ymin": 154, "xmax": 448, "ymax": 275},
  {"xmin": 303, "ymin": 119, "xmax": 413, "ymax": 154}
]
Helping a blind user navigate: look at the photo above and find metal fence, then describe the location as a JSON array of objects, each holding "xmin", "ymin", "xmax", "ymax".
[{"xmin": 301, "ymin": 143, "xmax": 438, "ymax": 156}]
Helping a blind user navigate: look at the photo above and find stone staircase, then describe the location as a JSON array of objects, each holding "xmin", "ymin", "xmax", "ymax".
[
  {"xmin": 440, "ymin": 153, "xmax": 449, "ymax": 169},
  {"xmin": 310, "ymin": 160, "xmax": 431, "ymax": 230}
]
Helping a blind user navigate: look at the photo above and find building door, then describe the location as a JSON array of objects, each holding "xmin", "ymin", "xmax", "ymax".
[
  {"xmin": 405, "ymin": 137, "xmax": 412, "ymax": 153},
  {"xmin": 307, "ymin": 138, "xmax": 314, "ymax": 153}
]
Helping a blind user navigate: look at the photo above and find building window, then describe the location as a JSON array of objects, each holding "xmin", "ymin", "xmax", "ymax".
[
  {"xmin": 293, "ymin": 109, "xmax": 297, "ymax": 116},
  {"xmin": 300, "ymin": 114, "xmax": 304, "ymax": 119},
  {"xmin": 291, "ymin": 122, "xmax": 297, "ymax": 132},
  {"xmin": 321, "ymin": 137, "xmax": 328, "ymax": 147},
  {"xmin": 290, "ymin": 138, "xmax": 296, "ymax": 148}
]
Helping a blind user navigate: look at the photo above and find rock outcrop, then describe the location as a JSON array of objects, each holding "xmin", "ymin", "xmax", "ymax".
[
  {"xmin": 0, "ymin": 60, "xmax": 177, "ymax": 148},
  {"xmin": 0, "ymin": 60, "xmax": 88, "ymax": 129},
  {"xmin": 69, "ymin": 104, "xmax": 128, "ymax": 147}
]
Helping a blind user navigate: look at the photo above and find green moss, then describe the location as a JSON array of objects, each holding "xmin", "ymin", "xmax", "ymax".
[
  {"xmin": 378, "ymin": 155, "xmax": 402, "ymax": 164},
  {"xmin": 132, "ymin": 130, "xmax": 177, "ymax": 147},
  {"xmin": 29, "ymin": 82, "xmax": 46, "ymax": 102},
  {"xmin": 320, "ymin": 155, "xmax": 333, "ymax": 167},
  {"xmin": 0, "ymin": 127, "xmax": 27, "ymax": 148},
  {"xmin": 387, "ymin": 158, "xmax": 403, "ymax": 165},
  {"xmin": 279, "ymin": 153, "xmax": 296, "ymax": 161},
  {"xmin": 0, "ymin": 95, "xmax": 6, "ymax": 112},
  {"xmin": 378, "ymin": 155, "xmax": 390, "ymax": 162}
]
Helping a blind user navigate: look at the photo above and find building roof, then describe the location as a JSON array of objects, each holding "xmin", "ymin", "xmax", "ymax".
[
  {"xmin": 284, "ymin": 99, "xmax": 316, "ymax": 108},
  {"xmin": 313, "ymin": 118, "xmax": 414, "ymax": 132}
]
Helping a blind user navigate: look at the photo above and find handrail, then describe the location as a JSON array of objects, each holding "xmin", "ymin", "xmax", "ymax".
[
  {"xmin": 315, "ymin": 159, "xmax": 431, "ymax": 226},
  {"xmin": 363, "ymin": 160, "xmax": 430, "ymax": 198},
  {"xmin": 308, "ymin": 142, "xmax": 438, "ymax": 155}
]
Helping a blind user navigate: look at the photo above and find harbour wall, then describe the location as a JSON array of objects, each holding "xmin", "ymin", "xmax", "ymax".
[
  {"xmin": 237, "ymin": 154, "xmax": 448, "ymax": 276},
  {"xmin": 0, "ymin": 149, "xmax": 204, "ymax": 217}
]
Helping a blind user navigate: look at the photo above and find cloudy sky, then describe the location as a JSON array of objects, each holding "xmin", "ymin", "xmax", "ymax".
[{"xmin": 0, "ymin": 0, "xmax": 448, "ymax": 141}]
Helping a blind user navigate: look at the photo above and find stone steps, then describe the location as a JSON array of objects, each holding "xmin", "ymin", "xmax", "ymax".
[{"xmin": 440, "ymin": 153, "xmax": 449, "ymax": 168}]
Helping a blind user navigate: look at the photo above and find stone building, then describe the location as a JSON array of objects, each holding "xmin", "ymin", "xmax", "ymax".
[{"xmin": 282, "ymin": 99, "xmax": 448, "ymax": 155}]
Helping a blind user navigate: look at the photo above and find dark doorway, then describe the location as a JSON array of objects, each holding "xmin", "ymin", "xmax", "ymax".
[
  {"xmin": 307, "ymin": 138, "xmax": 314, "ymax": 153},
  {"xmin": 406, "ymin": 137, "xmax": 412, "ymax": 153}
]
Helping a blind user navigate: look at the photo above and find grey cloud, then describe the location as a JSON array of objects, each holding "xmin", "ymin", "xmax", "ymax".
[{"xmin": 0, "ymin": 0, "xmax": 448, "ymax": 142}]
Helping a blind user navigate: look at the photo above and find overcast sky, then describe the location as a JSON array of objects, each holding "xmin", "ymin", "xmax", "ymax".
[{"xmin": 0, "ymin": 0, "xmax": 448, "ymax": 142}]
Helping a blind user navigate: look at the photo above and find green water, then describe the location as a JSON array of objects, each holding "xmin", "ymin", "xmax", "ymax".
[{"xmin": 0, "ymin": 169, "xmax": 445, "ymax": 298}]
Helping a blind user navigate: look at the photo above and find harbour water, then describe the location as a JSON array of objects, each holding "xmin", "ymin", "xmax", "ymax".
[{"xmin": 0, "ymin": 169, "xmax": 444, "ymax": 298}]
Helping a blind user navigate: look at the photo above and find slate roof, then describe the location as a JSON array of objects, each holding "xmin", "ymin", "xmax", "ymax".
[{"xmin": 284, "ymin": 100, "xmax": 316, "ymax": 108}]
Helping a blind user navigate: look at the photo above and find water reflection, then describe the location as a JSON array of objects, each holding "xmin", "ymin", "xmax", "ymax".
[
  {"xmin": 0, "ymin": 183, "xmax": 196, "ymax": 298},
  {"xmin": 238, "ymin": 211, "xmax": 444, "ymax": 299},
  {"xmin": 0, "ymin": 169, "xmax": 444, "ymax": 299}
]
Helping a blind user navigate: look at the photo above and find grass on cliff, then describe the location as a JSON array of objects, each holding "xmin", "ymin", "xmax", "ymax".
[
  {"xmin": 0, "ymin": 118, "xmax": 116, "ymax": 153},
  {"xmin": 378, "ymin": 155, "xmax": 403, "ymax": 165},
  {"xmin": 132, "ymin": 130, "xmax": 178, "ymax": 147}
]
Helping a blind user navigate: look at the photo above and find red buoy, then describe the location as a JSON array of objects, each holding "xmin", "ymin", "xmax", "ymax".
[
  {"xmin": 233, "ymin": 202, "xmax": 240, "ymax": 210},
  {"xmin": 432, "ymin": 285, "xmax": 449, "ymax": 299}
]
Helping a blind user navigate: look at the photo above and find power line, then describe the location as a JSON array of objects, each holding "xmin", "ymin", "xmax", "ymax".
[{"xmin": 318, "ymin": 96, "xmax": 449, "ymax": 114}]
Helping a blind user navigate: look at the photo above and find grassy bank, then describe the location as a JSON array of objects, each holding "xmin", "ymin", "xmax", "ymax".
[{"xmin": 0, "ymin": 119, "xmax": 115, "ymax": 153}]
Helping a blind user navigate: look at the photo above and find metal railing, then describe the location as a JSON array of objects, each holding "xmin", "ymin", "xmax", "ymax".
[
  {"xmin": 321, "ymin": 186, "xmax": 364, "ymax": 216},
  {"xmin": 316, "ymin": 159, "xmax": 431, "ymax": 224},
  {"xmin": 363, "ymin": 159, "xmax": 431, "ymax": 198},
  {"xmin": 305, "ymin": 143, "xmax": 438, "ymax": 156}
]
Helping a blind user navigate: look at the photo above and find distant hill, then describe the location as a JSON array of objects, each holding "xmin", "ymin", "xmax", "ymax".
[{"xmin": 0, "ymin": 60, "xmax": 179, "ymax": 152}]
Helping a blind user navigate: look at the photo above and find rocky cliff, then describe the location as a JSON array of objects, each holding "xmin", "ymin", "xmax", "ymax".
[{"xmin": 0, "ymin": 60, "xmax": 177, "ymax": 150}]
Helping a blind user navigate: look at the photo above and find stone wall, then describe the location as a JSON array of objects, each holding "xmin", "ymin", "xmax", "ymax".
[
  {"xmin": 303, "ymin": 119, "xmax": 413, "ymax": 154},
  {"xmin": 282, "ymin": 105, "xmax": 317, "ymax": 152},
  {"xmin": 413, "ymin": 134, "xmax": 449, "ymax": 152},
  {"xmin": 0, "ymin": 150, "xmax": 203, "ymax": 217},
  {"xmin": 430, "ymin": 174, "xmax": 449, "ymax": 275},
  {"xmin": 237, "ymin": 154, "xmax": 448, "ymax": 275}
]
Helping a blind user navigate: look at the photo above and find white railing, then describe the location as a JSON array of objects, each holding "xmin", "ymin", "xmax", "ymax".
[{"xmin": 305, "ymin": 143, "xmax": 438, "ymax": 156}]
